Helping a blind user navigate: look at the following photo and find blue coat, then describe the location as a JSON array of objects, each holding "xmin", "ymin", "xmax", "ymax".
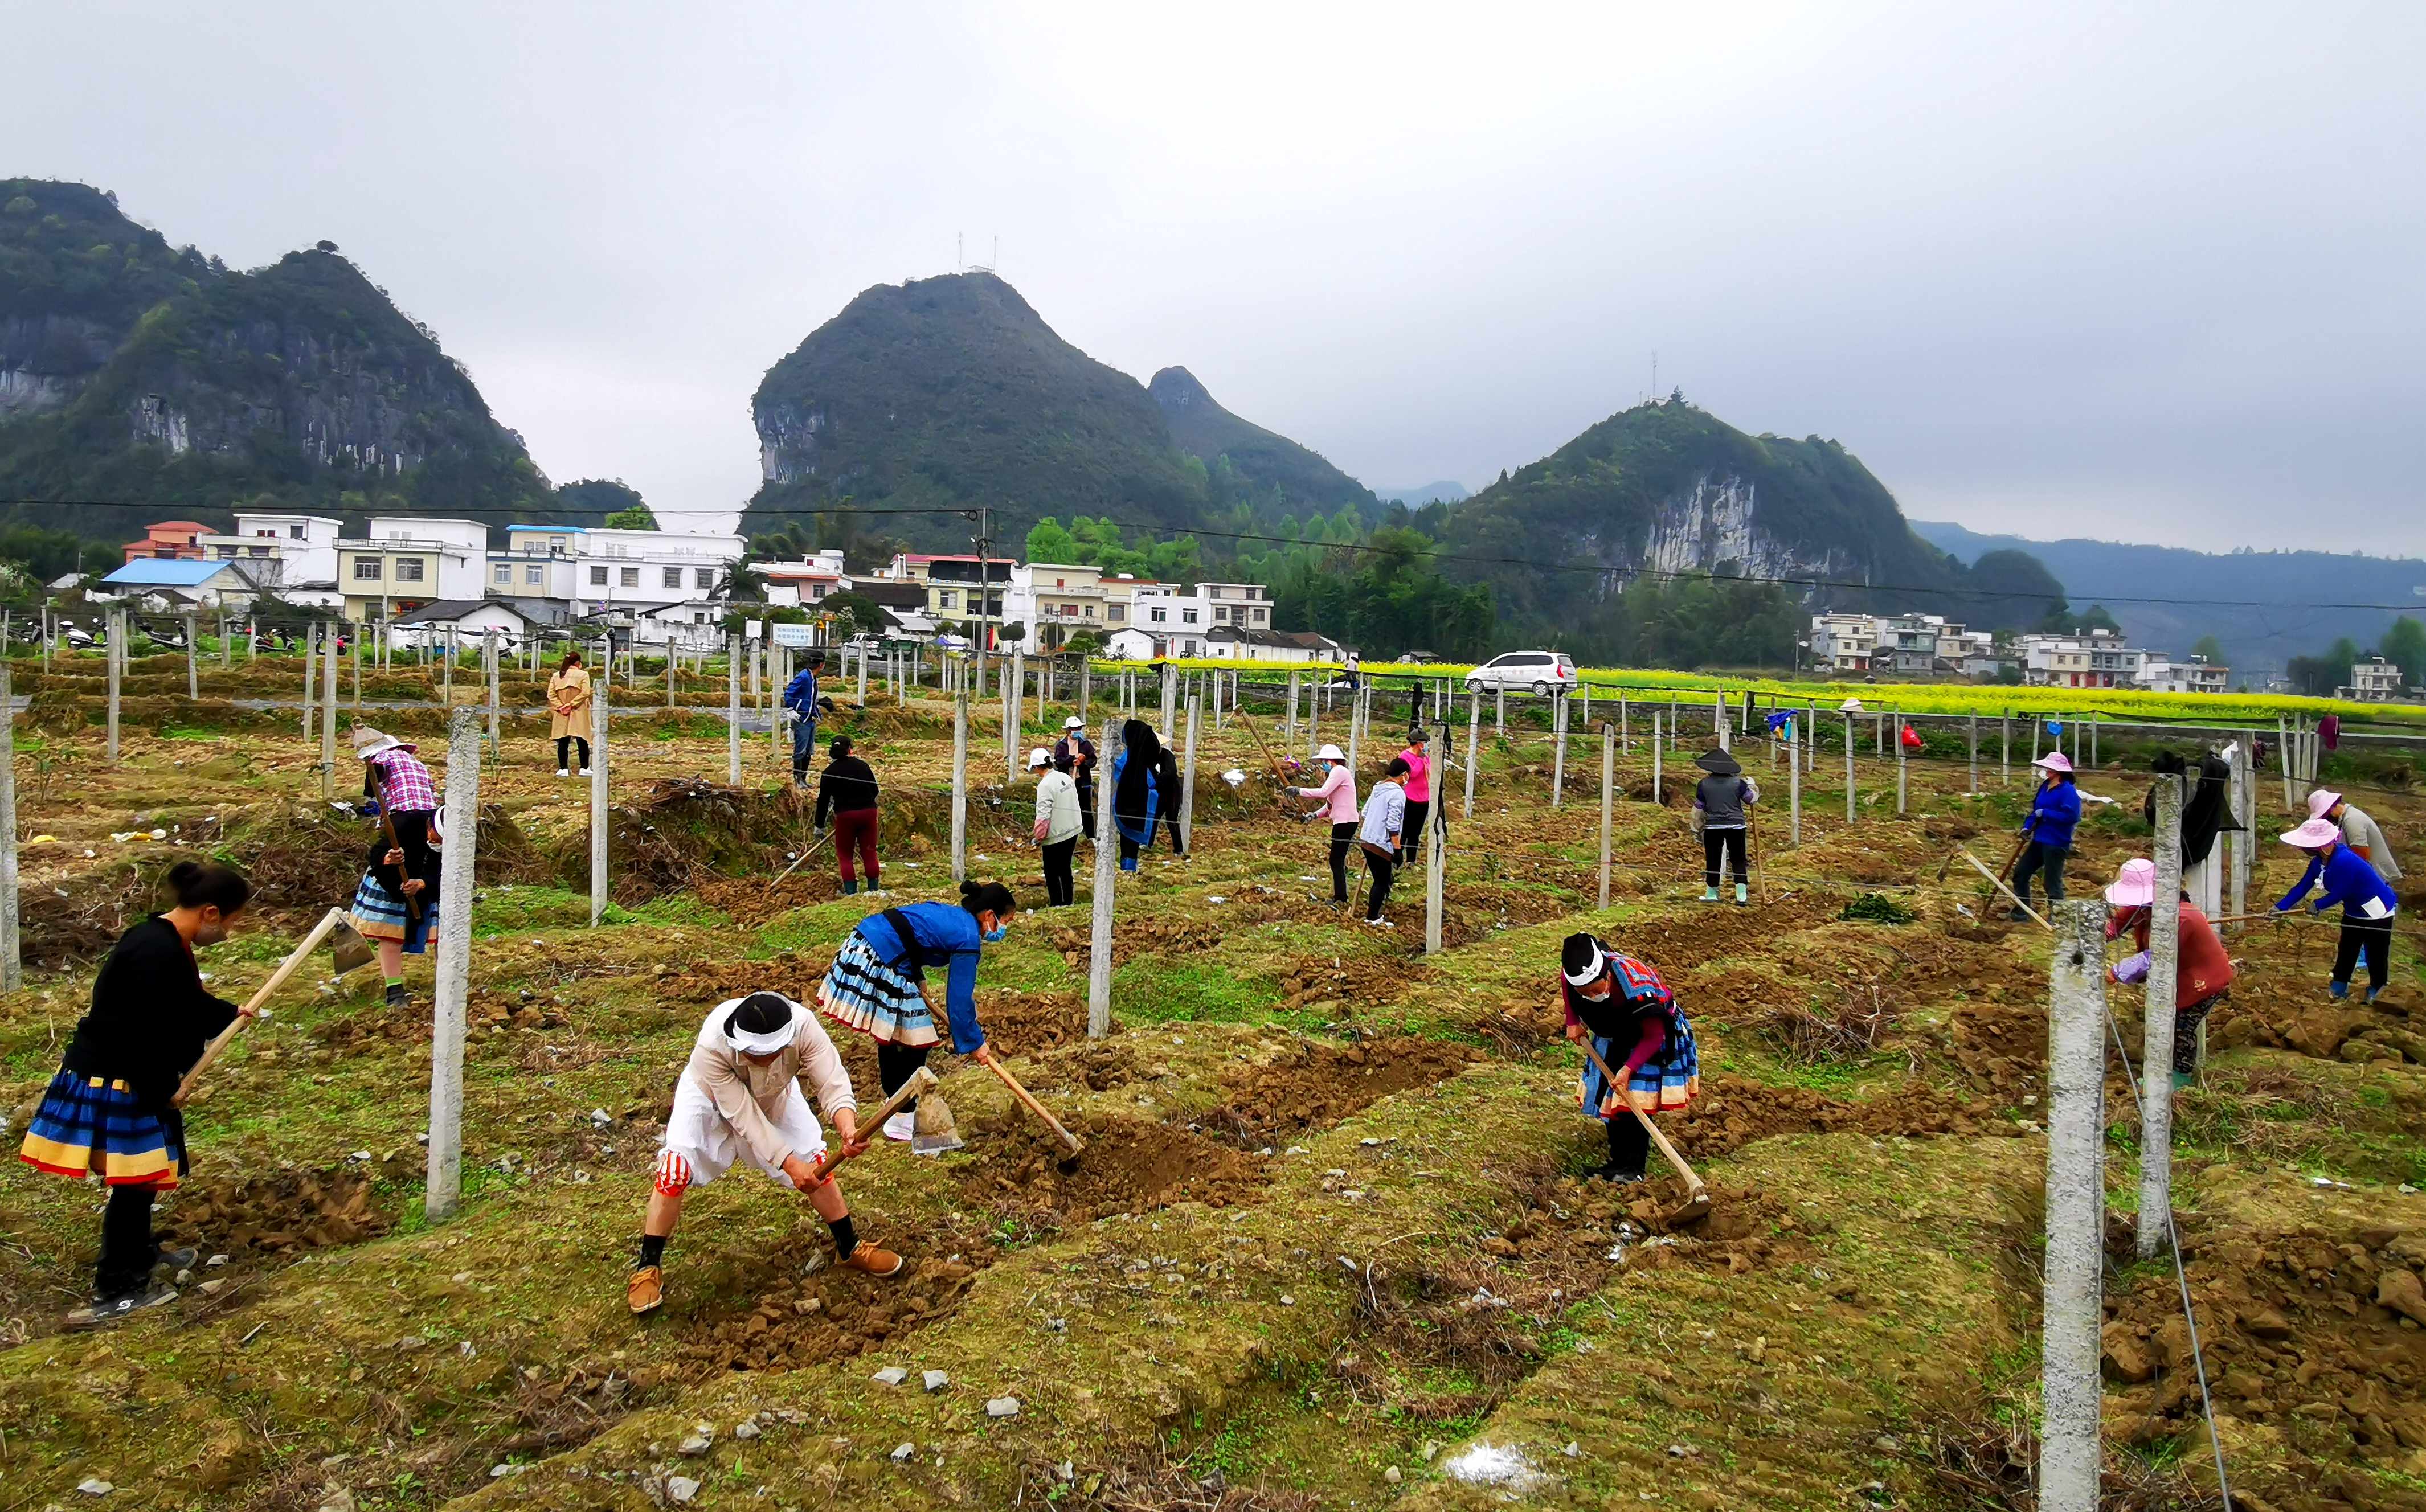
[
  {"xmin": 2277, "ymin": 845, "xmax": 2398, "ymax": 920},
  {"xmin": 2023, "ymin": 779, "xmax": 2082, "ymax": 850},
  {"xmin": 782, "ymin": 668, "xmax": 820, "ymax": 714},
  {"xmin": 856, "ymin": 902, "xmax": 987, "ymax": 1051},
  {"xmin": 1109, "ymin": 748, "xmax": 1160, "ymax": 846}
]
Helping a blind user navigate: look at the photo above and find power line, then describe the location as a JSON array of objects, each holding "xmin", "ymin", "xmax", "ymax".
[{"xmin": 9, "ymin": 495, "xmax": 2426, "ymax": 615}]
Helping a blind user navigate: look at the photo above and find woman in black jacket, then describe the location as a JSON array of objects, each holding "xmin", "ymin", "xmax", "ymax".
[
  {"xmin": 18, "ymin": 861, "xmax": 252, "ymax": 1327},
  {"xmin": 815, "ymin": 736, "xmax": 885, "ymax": 895}
]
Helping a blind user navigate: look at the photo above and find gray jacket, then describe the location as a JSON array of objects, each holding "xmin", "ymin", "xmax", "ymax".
[
  {"xmin": 2341, "ymin": 803, "xmax": 2402, "ymax": 882},
  {"xmin": 1695, "ymin": 774, "xmax": 1760, "ymax": 830}
]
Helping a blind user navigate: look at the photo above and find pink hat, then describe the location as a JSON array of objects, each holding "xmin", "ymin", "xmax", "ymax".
[
  {"xmin": 2105, "ymin": 858, "xmax": 2157, "ymax": 908},
  {"xmin": 2306, "ymin": 789, "xmax": 2343, "ymax": 821},
  {"xmin": 2032, "ymin": 751, "xmax": 2073, "ymax": 773},
  {"xmin": 2280, "ymin": 817, "xmax": 2342, "ymax": 849}
]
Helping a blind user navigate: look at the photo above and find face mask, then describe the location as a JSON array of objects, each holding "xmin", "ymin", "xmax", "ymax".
[
  {"xmin": 983, "ymin": 924, "xmax": 1008, "ymax": 943},
  {"xmin": 1577, "ymin": 982, "xmax": 1611, "ymax": 1003}
]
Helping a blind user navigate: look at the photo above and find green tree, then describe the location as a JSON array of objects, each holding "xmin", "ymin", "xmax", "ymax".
[
  {"xmin": 2380, "ymin": 616, "xmax": 2426, "ymax": 690},
  {"xmin": 1025, "ymin": 516, "xmax": 1079, "ymax": 563},
  {"xmin": 603, "ymin": 504, "xmax": 660, "ymax": 530},
  {"xmin": 2191, "ymin": 634, "xmax": 2226, "ymax": 665}
]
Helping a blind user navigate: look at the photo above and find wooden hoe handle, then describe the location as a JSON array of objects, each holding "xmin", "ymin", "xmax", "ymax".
[
  {"xmin": 800, "ymin": 1067, "xmax": 934, "ymax": 1186},
  {"xmin": 1577, "ymin": 1037, "xmax": 1704, "ymax": 1194},
  {"xmin": 176, "ymin": 908, "xmax": 348, "ymax": 1103},
  {"xmin": 979, "ymin": 1054, "xmax": 1085, "ymax": 1157}
]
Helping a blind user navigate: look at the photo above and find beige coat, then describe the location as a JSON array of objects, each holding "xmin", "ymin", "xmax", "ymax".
[
  {"xmin": 547, "ymin": 666, "xmax": 592, "ymax": 740},
  {"xmin": 679, "ymin": 1002, "xmax": 859, "ymax": 1169}
]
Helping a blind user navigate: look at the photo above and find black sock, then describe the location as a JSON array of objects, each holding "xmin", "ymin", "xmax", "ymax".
[
  {"xmin": 828, "ymin": 1214, "xmax": 858, "ymax": 1259},
  {"xmin": 636, "ymin": 1234, "xmax": 666, "ymax": 1269}
]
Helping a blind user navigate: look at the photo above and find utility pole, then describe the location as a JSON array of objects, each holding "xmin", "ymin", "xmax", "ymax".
[{"xmin": 2040, "ymin": 899, "xmax": 2108, "ymax": 1512}]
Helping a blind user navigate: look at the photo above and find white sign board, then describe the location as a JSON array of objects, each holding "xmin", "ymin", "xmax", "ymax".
[{"xmin": 771, "ymin": 623, "xmax": 817, "ymax": 648}]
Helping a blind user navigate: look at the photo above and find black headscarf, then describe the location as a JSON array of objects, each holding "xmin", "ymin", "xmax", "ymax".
[{"xmin": 1116, "ymin": 719, "xmax": 1161, "ymax": 821}]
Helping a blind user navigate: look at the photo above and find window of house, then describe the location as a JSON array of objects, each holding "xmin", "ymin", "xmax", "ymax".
[
  {"xmin": 288, "ymin": 525, "xmax": 304, "ymax": 539},
  {"xmin": 620, "ymin": 567, "xmax": 640, "ymax": 587},
  {"xmin": 525, "ymin": 564, "xmax": 543, "ymax": 585},
  {"xmin": 396, "ymin": 558, "xmax": 426, "ymax": 583},
  {"xmin": 494, "ymin": 563, "xmax": 512, "ymax": 584},
  {"xmin": 353, "ymin": 559, "xmax": 382, "ymax": 580},
  {"xmin": 696, "ymin": 568, "xmax": 714, "ymax": 589},
  {"xmin": 1060, "ymin": 604, "xmax": 1076, "ymax": 616},
  {"xmin": 590, "ymin": 566, "xmax": 608, "ymax": 586},
  {"xmin": 1181, "ymin": 608, "xmax": 1198, "ymax": 625},
  {"xmin": 1110, "ymin": 605, "xmax": 1125, "ymax": 621},
  {"xmin": 549, "ymin": 538, "xmax": 567, "ymax": 554},
  {"xmin": 664, "ymin": 567, "xmax": 683, "ymax": 589},
  {"xmin": 1213, "ymin": 605, "xmax": 1230, "ymax": 622},
  {"xmin": 1251, "ymin": 607, "xmax": 1266, "ymax": 624},
  {"xmin": 1149, "ymin": 608, "xmax": 1166, "ymax": 624},
  {"xmin": 938, "ymin": 591, "xmax": 956, "ymax": 609}
]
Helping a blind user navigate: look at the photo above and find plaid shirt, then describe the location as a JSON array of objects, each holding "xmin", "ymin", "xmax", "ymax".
[{"xmin": 367, "ymin": 748, "xmax": 439, "ymax": 813}]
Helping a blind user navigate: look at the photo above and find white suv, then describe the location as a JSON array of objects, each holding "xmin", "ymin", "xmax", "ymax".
[{"xmin": 1465, "ymin": 650, "xmax": 1578, "ymax": 696}]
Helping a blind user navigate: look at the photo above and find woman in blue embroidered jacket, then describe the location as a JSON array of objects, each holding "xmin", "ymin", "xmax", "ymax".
[
  {"xmin": 2275, "ymin": 816, "xmax": 2399, "ymax": 1002},
  {"xmin": 2011, "ymin": 751, "xmax": 2082, "ymax": 920},
  {"xmin": 816, "ymin": 880, "xmax": 1018, "ymax": 1143},
  {"xmin": 1110, "ymin": 719, "xmax": 1164, "ymax": 872},
  {"xmin": 1557, "ymin": 933, "xmax": 1700, "ymax": 1183}
]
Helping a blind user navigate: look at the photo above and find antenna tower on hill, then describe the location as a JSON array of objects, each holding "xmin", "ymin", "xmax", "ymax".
[{"xmin": 956, "ymin": 233, "xmax": 997, "ymax": 275}]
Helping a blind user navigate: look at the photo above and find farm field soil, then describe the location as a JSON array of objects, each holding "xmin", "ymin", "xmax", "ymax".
[{"xmin": 0, "ymin": 678, "xmax": 2423, "ymax": 1509}]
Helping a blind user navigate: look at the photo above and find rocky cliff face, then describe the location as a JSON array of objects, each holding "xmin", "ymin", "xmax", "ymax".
[
  {"xmin": 0, "ymin": 178, "xmax": 555, "ymax": 535},
  {"xmin": 1640, "ymin": 474, "xmax": 1863, "ymax": 584}
]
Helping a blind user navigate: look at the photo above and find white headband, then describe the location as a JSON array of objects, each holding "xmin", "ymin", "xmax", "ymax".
[
  {"xmin": 720, "ymin": 994, "xmax": 799, "ymax": 1055},
  {"xmin": 1562, "ymin": 944, "xmax": 1607, "ymax": 986}
]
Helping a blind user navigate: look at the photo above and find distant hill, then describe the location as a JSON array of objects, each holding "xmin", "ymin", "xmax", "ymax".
[
  {"xmin": 1914, "ymin": 521, "xmax": 2426, "ymax": 680},
  {"xmin": 0, "ymin": 178, "xmax": 562, "ymax": 540},
  {"xmin": 1436, "ymin": 400, "xmax": 2066, "ymax": 653},
  {"xmin": 1374, "ymin": 480, "xmax": 1470, "ymax": 507},
  {"xmin": 1148, "ymin": 366, "xmax": 1374, "ymax": 515},
  {"xmin": 746, "ymin": 272, "xmax": 1372, "ymax": 550}
]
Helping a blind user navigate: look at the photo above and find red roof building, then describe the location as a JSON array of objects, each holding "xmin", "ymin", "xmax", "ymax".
[{"xmin": 122, "ymin": 521, "xmax": 211, "ymax": 563}]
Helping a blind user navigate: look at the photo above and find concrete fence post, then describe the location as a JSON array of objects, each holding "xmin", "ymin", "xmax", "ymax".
[
  {"xmin": 1550, "ymin": 690, "xmax": 1568, "ymax": 808},
  {"xmin": 590, "ymin": 678, "xmax": 611, "ymax": 926},
  {"xmin": 1844, "ymin": 711, "xmax": 1856, "ymax": 823},
  {"xmin": 1788, "ymin": 720, "xmax": 1802, "ymax": 847},
  {"xmin": 0, "ymin": 662, "xmax": 19, "ymax": 991},
  {"xmin": 426, "ymin": 707, "xmax": 482, "ymax": 1222},
  {"xmin": 1967, "ymin": 714, "xmax": 1979, "ymax": 792},
  {"xmin": 1284, "ymin": 670, "xmax": 1298, "ymax": 741},
  {"xmin": 320, "ymin": 625, "xmax": 339, "ymax": 800},
  {"xmin": 1895, "ymin": 708, "xmax": 1908, "ymax": 816},
  {"xmin": 726, "ymin": 634, "xmax": 742, "ymax": 786},
  {"xmin": 950, "ymin": 683, "xmax": 970, "ymax": 882},
  {"xmin": 1598, "ymin": 721, "xmax": 1615, "ymax": 910},
  {"xmin": 484, "ymin": 631, "xmax": 500, "ymax": 747},
  {"xmin": 1651, "ymin": 712, "xmax": 1662, "ymax": 802},
  {"xmin": 1463, "ymin": 689, "xmax": 1480, "ymax": 819},
  {"xmin": 106, "ymin": 607, "xmax": 122, "ymax": 765},
  {"xmin": 1087, "ymin": 716, "xmax": 1120, "ymax": 1039},
  {"xmin": 2002, "ymin": 714, "xmax": 2012, "ymax": 787},
  {"xmin": 2040, "ymin": 897, "xmax": 2109, "ymax": 1512},
  {"xmin": 1619, "ymin": 695, "xmax": 1629, "ymax": 754},
  {"xmin": 2138, "ymin": 774, "xmax": 2185, "ymax": 1259},
  {"xmin": 301, "ymin": 620, "xmax": 317, "ymax": 745},
  {"xmin": 1179, "ymin": 691, "xmax": 1201, "ymax": 855},
  {"xmin": 1425, "ymin": 724, "xmax": 1447, "ymax": 955},
  {"xmin": 1495, "ymin": 685, "xmax": 1504, "ymax": 736},
  {"xmin": 185, "ymin": 612, "xmax": 198, "ymax": 700}
]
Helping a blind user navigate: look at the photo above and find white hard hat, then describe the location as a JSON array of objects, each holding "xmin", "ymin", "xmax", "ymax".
[
  {"xmin": 1315, "ymin": 743, "xmax": 1346, "ymax": 761},
  {"xmin": 1063, "ymin": 716, "xmax": 1085, "ymax": 730},
  {"xmin": 1026, "ymin": 747, "xmax": 1053, "ymax": 769}
]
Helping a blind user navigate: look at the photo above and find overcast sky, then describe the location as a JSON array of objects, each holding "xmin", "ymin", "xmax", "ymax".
[{"xmin": 11, "ymin": 3, "xmax": 2421, "ymax": 552}]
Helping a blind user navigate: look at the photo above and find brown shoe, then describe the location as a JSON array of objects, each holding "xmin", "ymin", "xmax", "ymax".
[
  {"xmin": 628, "ymin": 1265, "xmax": 664, "ymax": 1315},
  {"xmin": 841, "ymin": 1244, "xmax": 905, "ymax": 1277}
]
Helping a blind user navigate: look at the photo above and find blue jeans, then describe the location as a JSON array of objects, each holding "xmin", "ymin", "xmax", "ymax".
[{"xmin": 791, "ymin": 715, "xmax": 817, "ymax": 780}]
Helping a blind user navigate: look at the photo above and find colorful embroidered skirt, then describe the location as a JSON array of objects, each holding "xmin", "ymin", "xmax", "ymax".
[
  {"xmin": 1580, "ymin": 1017, "xmax": 1700, "ymax": 1116},
  {"xmin": 350, "ymin": 871, "xmax": 436, "ymax": 952},
  {"xmin": 816, "ymin": 929, "xmax": 937, "ymax": 1047},
  {"xmin": 17, "ymin": 1071, "xmax": 185, "ymax": 1187}
]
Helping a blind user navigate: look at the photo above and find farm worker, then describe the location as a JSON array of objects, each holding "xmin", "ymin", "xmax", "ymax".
[
  {"xmin": 1056, "ymin": 716, "xmax": 1099, "ymax": 841},
  {"xmin": 547, "ymin": 649, "xmax": 592, "ymax": 777},
  {"xmin": 1110, "ymin": 718, "xmax": 1165, "ymax": 872},
  {"xmin": 1558, "ymin": 932, "xmax": 1699, "ymax": 1184},
  {"xmin": 1155, "ymin": 730, "xmax": 1188, "ymax": 859},
  {"xmin": 1357, "ymin": 755, "xmax": 1409, "ymax": 927},
  {"xmin": 813, "ymin": 736, "xmax": 882, "ymax": 896},
  {"xmin": 2309, "ymin": 789, "xmax": 2402, "ymax": 887},
  {"xmin": 2104, "ymin": 858, "xmax": 2234, "ymax": 1089},
  {"xmin": 1899, "ymin": 722, "xmax": 1922, "ymax": 751},
  {"xmin": 19, "ymin": 862, "xmax": 252, "ymax": 1328},
  {"xmin": 816, "ymin": 880, "xmax": 1019, "ymax": 1142},
  {"xmin": 782, "ymin": 650, "xmax": 835, "ymax": 788},
  {"xmin": 1343, "ymin": 649, "xmax": 1361, "ymax": 691},
  {"xmin": 1692, "ymin": 749, "xmax": 1759, "ymax": 906},
  {"xmin": 2275, "ymin": 816, "xmax": 2398, "ymax": 1002},
  {"xmin": 1289, "ymin": 743, "xmax": 1359, "ymax": 906},
  {"xmin": 629, "ymin": 991, "xmax": 897, "ymax": 1317},
  {"xmin": 349, "ymin": 727, "xmax": 441, "ymax": 1009},
  {"xmin": 1030, "ymin": 747, "xmax": 1083, "ymax": 907},
  {"xmin": 2010, "ymin": 751, "xmax": 2081, "ymax": 920},
  {"xmin": 1394, "ymin": 728, "xmax": 1434, "ymax": 864}
]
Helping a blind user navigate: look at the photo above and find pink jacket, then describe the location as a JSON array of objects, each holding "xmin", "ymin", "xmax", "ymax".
[
  {"xmin": 1297, "ymin": 764, "xmax": 1358, "ymax": 823},
  {"xmin": 1398, "ymin": 747, "xmax": 1430, "ymax": 803}
]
